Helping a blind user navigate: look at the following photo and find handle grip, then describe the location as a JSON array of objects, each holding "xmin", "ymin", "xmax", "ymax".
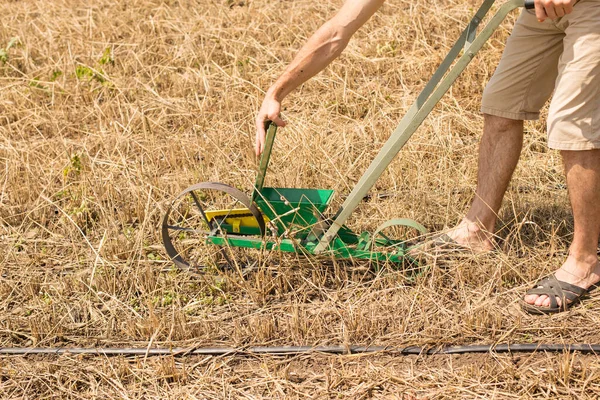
[{"xmin": 524, "ymin": 0, "xmax": 535, "ymax": 9}]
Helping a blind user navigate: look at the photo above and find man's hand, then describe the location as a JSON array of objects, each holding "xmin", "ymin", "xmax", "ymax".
[
  {"xmin": 534, "ymin": 0, "xmax": 576, "ymax": 21},
  {"xmin": 255, "ymin": 93, "xmax": 286, "ymax": 157}
]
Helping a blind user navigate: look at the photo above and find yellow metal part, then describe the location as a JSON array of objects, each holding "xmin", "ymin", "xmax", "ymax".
[{"xmin": 204, "ymin": 208, "xmax": 269, "ymax": 233}]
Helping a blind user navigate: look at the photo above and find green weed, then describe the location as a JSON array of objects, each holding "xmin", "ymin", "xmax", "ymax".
[{"xmin": 0, "ymin": 37, "xmax": 19, "ymax": 63}]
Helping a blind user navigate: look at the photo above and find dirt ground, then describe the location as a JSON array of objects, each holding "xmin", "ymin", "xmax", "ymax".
[{"xmin": 2, "ymin": 0, "xmax": 600, "ymax": 398}]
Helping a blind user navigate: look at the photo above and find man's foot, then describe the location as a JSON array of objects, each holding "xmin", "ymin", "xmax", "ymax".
[
  {"xmin": 445, "ymin": 219, "xmax": 495, "ymax": 253},
  {"xmin": 408, "ymin": 219, "xmax": 494, "ymax": 256},
  {"xmin": 523, "ymin": 254, "xmax": 600, "ymax": 311}
]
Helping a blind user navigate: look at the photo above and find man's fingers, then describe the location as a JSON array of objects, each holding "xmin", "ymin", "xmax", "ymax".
[
  {"xmin": 255, "ymin": 134, "xmax": 264, "ymax": 157},
  {"xmin": 536, "ymin": 0, "xmax": 558, "ymax": 19},
  {"xmin": 255, "ymin": 137, "xmax": 261, "ymax": 157},
  {"xmin": 543, "ymin": 1, "xmax": 558, "ymax": 19},
  {"xmin": 268, "ymin": 115, "xmax": 287, "ymax": 127},
  {"xmin": 255, "ymin": 136, "xmax": 262, "ymax": 157},
  {"xmin": 563, "ymin": 2, "xmax": 574, "ymax": 13},
  {"xmin": 534, "ymin": 0, "xmax": 547, "ymax": 21},
  {"xmin": 255, "ymin": 119, "xmax": 266, "ymax": 157},
  {"xmin": 535, "ymin": 0, "xmax": 576, "ymax": 20}
]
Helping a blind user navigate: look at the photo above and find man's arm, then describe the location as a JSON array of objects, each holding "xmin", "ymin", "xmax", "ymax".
[{"xmin": 255, "ymin": 0, "xmax": 386, "ymax": 156}]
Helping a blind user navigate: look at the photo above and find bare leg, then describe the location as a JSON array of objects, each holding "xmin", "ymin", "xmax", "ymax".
[
  {"xmin": 448, "ymin": 114, "xmax": 524, "ymax": 251},
  {"xmin": 524, "ymin": 149, "xmax": 600, "ymax": 308}
]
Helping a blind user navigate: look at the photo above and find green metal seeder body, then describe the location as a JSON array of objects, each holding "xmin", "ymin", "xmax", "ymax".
[
  {"xmin": 163, "ymin": 0, "xmax": 529, "ymax": 268},
  {"xmin": 202, "ymin": 120, "xmax": 423, "ymax": 265},
  {"xmin": 206, "ymin": 181, "xmax": 412, "ymax": 264}
]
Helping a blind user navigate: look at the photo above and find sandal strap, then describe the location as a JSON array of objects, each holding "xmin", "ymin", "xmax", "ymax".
[
  {"xmin": 432, "ymin": 234, "xmax": 457, "ymax": 246},
  {"xmin": 525, "ymin": 275, "xmax": 588, "ymax": 310}
]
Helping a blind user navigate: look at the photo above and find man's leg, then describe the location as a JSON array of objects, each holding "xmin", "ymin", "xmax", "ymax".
[
  {"xmin": 524, "ymin": 150, "xmax": 600, "ymax": 308},
  {"xmin": 438, "ymin": 10, "xmax": 564, "ymax": 253},
  {"xmin": 447, "ymin": 114, "xmax": 523, "ymax": 251},
  {"xmin": 522, "ymin": 0, "xmax": 600, "ymax": 308}
]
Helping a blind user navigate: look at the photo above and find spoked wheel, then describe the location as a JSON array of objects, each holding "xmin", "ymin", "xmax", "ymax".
[{"xmin": 162, "ymin": 182, "xmax": 266, "ymax": 272}]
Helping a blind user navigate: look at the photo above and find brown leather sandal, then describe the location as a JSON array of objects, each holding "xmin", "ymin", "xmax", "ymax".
[{"xmin": 522, "ymin": 274, "xmax": 596, "ymax": 315}]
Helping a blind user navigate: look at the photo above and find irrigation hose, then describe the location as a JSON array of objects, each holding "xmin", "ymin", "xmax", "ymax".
[{"xmin": 0, "ymin": 344, "xmax": 599, "ymax": 357}]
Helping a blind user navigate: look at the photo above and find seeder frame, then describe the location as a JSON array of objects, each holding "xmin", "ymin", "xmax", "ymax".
[{"xmin": 162, "ymin": 0, "xmax": 532, "ymax": 269}]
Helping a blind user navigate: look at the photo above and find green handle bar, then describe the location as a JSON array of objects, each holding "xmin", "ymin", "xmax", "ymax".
[{"xmin": 252, "ymin": 121, "xmax": 277, "ymax": 202}]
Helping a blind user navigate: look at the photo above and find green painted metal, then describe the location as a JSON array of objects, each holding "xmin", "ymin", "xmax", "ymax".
[
  {"xmin": 336, "ymin": 225, "xmax": 360, "ymax": 245},
  {"xmin": 207, "ymin": 235, "xmax": 298, "ymax": 252},
  {"xmin": 253, "ymin": 122, "xmax": 278, "ymax": 202},
  {"xmin": 206, "ymin": 234, "xmax": 408, "ymax": 264},
  {"xmin": 313, "ymin": 0, "xmax": 525, "ymax": 253},
  {"xmin": 254, "ymin": 187, "xmax": 334, "ymax": 237}
]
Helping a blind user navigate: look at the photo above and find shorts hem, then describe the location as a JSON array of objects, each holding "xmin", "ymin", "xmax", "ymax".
[
  {"xmin": 480, "ymin": 107, "xmax": 539, "ymax": 121},
  {"xmin": 548, "ymin": 140, "xmax": 600, "ymax": 151}
]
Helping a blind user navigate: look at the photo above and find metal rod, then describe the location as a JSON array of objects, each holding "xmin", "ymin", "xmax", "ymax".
[
  {"xmin": 253, "ymin": 122, "xmax": 278, "ymax": 201},
  {"xmin": 0, "ymin": 343, "xmax": 598, "ymax": 356},
  {"xmin": 190, "ymin": 191, "xmax": 214, "ymax": 231},
  {"xmin": 313, "ymin": 0, "xmax": 524, "ymax": 253},
  {"xmin": 165, "ymin": 225, "xmax": 208, "ymax": 234}
]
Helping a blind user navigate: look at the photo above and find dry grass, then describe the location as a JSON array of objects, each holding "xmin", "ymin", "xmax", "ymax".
[{"xmin": 1, "ymin": 0, "xmax": 599, "ymax": 398}]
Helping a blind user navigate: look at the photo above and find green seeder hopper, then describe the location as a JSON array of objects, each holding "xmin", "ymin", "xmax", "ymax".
[{"xmin": 162, "ymin": 0, "xmax": 534, "ymax": 270}]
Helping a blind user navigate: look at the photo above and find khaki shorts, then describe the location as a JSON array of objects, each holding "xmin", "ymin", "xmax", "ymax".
[{"xmin": 481, "ymin": 0, "xmax": 600, "ymax": 150}]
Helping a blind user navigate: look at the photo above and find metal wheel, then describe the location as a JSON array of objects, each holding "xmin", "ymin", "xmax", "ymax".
[
  {"xmin": 162, "ymin": 182, "xmax": 266, "ymax": 271},
  {"xmin": 369, "ymin": 218, "xmax": 427, "ymax": 253}
]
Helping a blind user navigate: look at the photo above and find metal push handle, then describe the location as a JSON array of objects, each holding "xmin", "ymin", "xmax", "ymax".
[{"xmin": 253, "ymin": 120, "xmax": 277, "ymax": 201}]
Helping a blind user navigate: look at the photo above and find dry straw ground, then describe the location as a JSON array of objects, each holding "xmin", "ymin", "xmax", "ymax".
[{"xmin": 2, "ymin": 0, "xmax": 600, "ymax": 398}]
